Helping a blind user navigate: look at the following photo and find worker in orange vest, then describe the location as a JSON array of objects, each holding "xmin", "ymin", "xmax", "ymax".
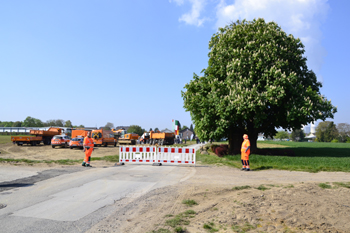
[
  {"xmin": 82, "ymin": 131, "xmax": 94, "ymax": 167},
  {"xmin": 241, "ymin": 134, "xmax": 251, "ymax": 171}
]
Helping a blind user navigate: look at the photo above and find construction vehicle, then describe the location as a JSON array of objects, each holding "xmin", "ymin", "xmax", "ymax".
[
  {"xmin": 116, "ymin": 130, "xmax": 139, "ymax": 145},
  {"xmin": 11, "ymin": 127, "xmax": 62, "ymax": 146},
  {"xmin": 139, "ymin": 132, "xmax": 150, "ymax": 144},
  {"xmin": 91, "ymin": 129, "xmax": 117, "ymax": 147},
  {"xmin": 149, "ymin": 131, "xmax": 175, "ymax": 145},
  {"xmin": 71, "ymin": 129, "xmax": 90, "ymax": 139},
  {"xmin": 51, "ymin": 135, "xmax": 71, "ymax": 148}
]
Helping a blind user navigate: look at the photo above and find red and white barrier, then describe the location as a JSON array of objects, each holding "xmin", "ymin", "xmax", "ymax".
[
  {"xmin": 119, "ymin": 146, "xmax": 196, "ymax": 166},
  {"xmin": 119, "ymin": 146, "xmax": 157, "ymax": 163},
  {"xmin": 157, "ymin": 147, "xmax": 196, "ymax": 165}
]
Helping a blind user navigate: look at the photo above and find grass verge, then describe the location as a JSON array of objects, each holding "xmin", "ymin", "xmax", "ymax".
[{"xmin": 197, "ymin": 141, "xmax": 350, "ymax": 172}]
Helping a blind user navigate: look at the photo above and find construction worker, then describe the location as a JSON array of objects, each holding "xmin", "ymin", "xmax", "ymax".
[
  {"xmin": 241, "ymin": 134, "xmax": 251, "ymax": 171},
  {"xmin": 82, "ymin": 131, "xmax": 94, "ymax": 167}
]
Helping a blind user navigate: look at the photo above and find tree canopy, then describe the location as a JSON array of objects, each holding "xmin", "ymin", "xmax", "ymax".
[
  {"xmin": 316, "ymin": 121, "xmax": 338, "ymax": 142},
  {"xmin": 182, "ymin": 18, "xmax": 336, "ymax": 153},
  {"xmin": 127, "ymin": 125, "xmax": 145, "ymax": 136},
  {"xmin": 290, "ymin": 129, "xmax": 305, "ymax": 142},
  {"xmin": 274, "ymin": 130, "xmax": 289, "ymax": 140}
]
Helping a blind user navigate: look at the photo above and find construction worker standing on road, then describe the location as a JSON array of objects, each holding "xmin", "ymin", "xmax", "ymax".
[
  {"xmin": 82, "ymin": 131, "xmax": 94, "ymax": 167},
  {"xmin": 241, "ymin": 134, "xmax": 251, "ymax": 171}
]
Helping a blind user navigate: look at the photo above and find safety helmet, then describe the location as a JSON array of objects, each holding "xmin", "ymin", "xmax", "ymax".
[{"xmin": 243, "ymin": 134, "xmax": 248, "ymax": 139}]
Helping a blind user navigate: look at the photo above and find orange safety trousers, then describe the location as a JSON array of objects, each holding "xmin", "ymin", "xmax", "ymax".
[
  {"xmin": 84, "ymin": 148, "xmax": 93, "ymax": 163},
  {"xmin": 83, "ymin": 137, "xmax": 94, "ymax": 164}
]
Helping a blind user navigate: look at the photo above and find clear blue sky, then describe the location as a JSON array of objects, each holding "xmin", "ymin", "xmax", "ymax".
[{"xmin": 0, "ymin": 0, "xmax": 348, "ymax": 130}]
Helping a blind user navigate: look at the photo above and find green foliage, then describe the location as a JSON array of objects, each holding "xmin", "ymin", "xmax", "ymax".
[
  {"xmin": 232, "ymin": 222, "xmax": 256, "ymax": 232},
  {"xmin": 337, "ymin": 123, "xmax": 350, "ymax": 142},
  {"xmin": 64, "ymin": 120, "xmax": 73, "ymax": 128},
  {"xmin": 149, "ymin": 229, "xmax": 171, "ymax": 233},
  {"xmin": 23, "ymin": 116, "xmax": 44, "ymax": 127},
  {"xmin": 316, "ymin": 121, "xmax": 338, "ymax": 142},
  {"xmin": 333, "ymin": 182, "xmax": 350, "ymax": 189},
  {"xmin": 127, "ymin": 125, "xmax": 145, "ymax": 136},
  {"xmin": 274, "ymin": 130, "xmax": 289, "ymax": 140},
  {"xmin": 182, "ymin": 18, "xmax": 336, "ymax": 151},
  {"xmin": 290, "ymin": 129, "xmax": 305, "ymax": 141},
  {"xmin": 331, "ymin": 139, "xmax": 339, "ymax": 143},
  {"xmin": 181, "ymin": 125, "xmax": 189, "ymax": 130},
  {"xmin": 318, "ymin": 183, "xmax": 332, "ymax": 189},
  {"xmin": 104, "ymin": 122, "xmax": 114, "ymax": 130},
  {"xmin": 203, "ymin": 222, "xmax": 219, "ymax": 232},
  {"xmin": 232, "ymin": 185, "xmax": 251, "ymax": 190},
  {"xmin": 182, "ymin": 199, "xmax": 198, "ymax": 207},
  {"xmin": 256, "ymin": 185, "xmax": 270, "ymax": 191}
]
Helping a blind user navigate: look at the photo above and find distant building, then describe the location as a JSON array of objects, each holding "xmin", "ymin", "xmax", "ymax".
[
  {"xmin": 179, "ymin": 128, "xmax": 195, "ymax": 140},
  {"xmin": 161, "ymin": 128, "xmax": 173, "ymax": 133}
]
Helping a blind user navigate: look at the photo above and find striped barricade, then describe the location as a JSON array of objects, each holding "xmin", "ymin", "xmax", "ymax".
[
  {"xmin": 157, "ymin": 147, "xmax": 196, "ymax": 166},
  {"xmin": 119, "ymin": 146, "xmax": 157, "ymax": 164}
]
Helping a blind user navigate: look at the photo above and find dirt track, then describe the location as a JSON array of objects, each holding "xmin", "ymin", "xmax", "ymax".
[{"xmin": 1, "ymin": 142, "xmax": 350, "ymax": 232}]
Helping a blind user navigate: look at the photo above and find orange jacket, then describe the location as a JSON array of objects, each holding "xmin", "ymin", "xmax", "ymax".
[{"xmin": 84, "ymin": 137, "xmax": 94, "ymax": 148}]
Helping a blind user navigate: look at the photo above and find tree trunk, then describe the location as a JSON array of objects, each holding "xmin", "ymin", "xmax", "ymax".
[
  {"xmin": 228, "ymin": 128, "xmax": 243, "ymax": 155},
  {"xmin": 249, "ymin": 131, "xmax": 258, "ymax": 154}
]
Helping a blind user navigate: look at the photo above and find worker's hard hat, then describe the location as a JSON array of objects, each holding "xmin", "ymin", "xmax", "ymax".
[{"xmin": 243, "ymin": 134, "xmax": 248, "ymax": 139}]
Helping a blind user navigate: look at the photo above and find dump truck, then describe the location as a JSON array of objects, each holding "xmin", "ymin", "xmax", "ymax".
[
  {"xmin": 11, "ymin": 127, "xmax": 62, "ymax": 146},
  {"xmin": 116, "ymin": 130, "xmax": 139, "ymax": 145},
  {"xmin": 148, "ymin": 131, "xmax": 175, "ymax": 145},
  {"xmin": 91, "ymin": 129, "xmax": 117, "ymax": 147}
]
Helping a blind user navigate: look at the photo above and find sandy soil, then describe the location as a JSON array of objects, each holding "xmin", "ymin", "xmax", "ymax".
[
  {"xmin": 0, "ymin": 142, "xmax": 117, "ymax": 167},
  {"xmin": 1, "ymin": 142, "xmax": 350, "ymax": 233}
]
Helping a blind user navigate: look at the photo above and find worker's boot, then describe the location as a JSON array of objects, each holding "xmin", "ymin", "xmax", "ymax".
[
  {"xmin": 82, "ymin": 162, "xmax": 86, "ymax": 167},
  {"xmin": 245, "ymin": 168, "xmax": 250, "ymax": 171},
  {"xmin": 241, "ymin": 167, "xmax": 246, "ymax": 171},
  {"xmin": 85, "ymin": 164, "xmax": 92, "ymax": 167}
]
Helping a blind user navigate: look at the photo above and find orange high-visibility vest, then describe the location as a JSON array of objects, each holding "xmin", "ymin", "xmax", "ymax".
[
  {"xmin": 84, "ymin": 137, "xmax": 94, "ymax": 148},
  {"xmin": 241, "ymin": 139, "xmax": 250, "ymax": 160}
]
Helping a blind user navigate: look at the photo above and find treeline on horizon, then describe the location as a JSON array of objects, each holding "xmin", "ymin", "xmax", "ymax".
[{"xmin": 0, "ymin": 116, "xmax": 83, "ymax": 128}]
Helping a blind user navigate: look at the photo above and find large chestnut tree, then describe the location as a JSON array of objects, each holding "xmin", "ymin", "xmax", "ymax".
[{"xmin": 182, "ymin": 18, "xmax": 336, "ymax": 154}]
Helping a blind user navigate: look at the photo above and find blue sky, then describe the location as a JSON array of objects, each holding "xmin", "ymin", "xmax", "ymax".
[{"xmin": 0, "ymin": 0, "xmax": 348, "ymax": 131}]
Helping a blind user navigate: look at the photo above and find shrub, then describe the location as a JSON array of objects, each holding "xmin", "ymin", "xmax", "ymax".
[
  {"xmin": 214, "ymin": 144, "xmax": 228, "ymax": 157},
  {"xmin": 331, "ymin": 139, "xmax": 339, "ymax": 143}
]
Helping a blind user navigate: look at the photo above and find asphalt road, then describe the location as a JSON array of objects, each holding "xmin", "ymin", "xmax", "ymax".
[{"xmin": 0, "ymin": 143, "xmax": 203, "ymax": 233}]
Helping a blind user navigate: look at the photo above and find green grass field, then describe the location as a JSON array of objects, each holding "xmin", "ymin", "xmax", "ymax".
[{"xmin": 199, "ymin": 141, "xmax": 350, "ymax": 172}]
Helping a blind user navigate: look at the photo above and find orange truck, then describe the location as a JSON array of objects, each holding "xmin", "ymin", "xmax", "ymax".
[
  {"xmin": 11, "ymin": 127, "xmax": 62, "ymax": 146},
  {"xmin": 116, "ymin": 130, "xmax": 139, "ymax": 145},
  {"xmin": 148, "ymin": 131, "xmax": 175, "ymax": 145},
  {"xmin": 91, "ymin": 129, "xmax": 117, "ymax": 147}
]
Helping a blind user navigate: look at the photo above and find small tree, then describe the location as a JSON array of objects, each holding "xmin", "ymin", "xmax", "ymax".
[
  {"xmin": 104, "ymin": 122, "xmax": 114, "ymax": 130},
  {"xmin": 127, "ymin": 125, "xmax": 144, "ymax": 136},
  {"xmin": 154, "ymin": 127, "xmax": 159, "ymax": 132},
  {"xmin": 316, "ymin": 121, "xmax": 338, "ymax": 142},
  {"xmin": 274, "ymin": 130, "xmax": 289, "ymax": 140},
  {"xmin": 182, "ymin": 125, "xmax": 189, "ymax": 130},
  {"xmin": 290, "ymin": 129, "xmax": 305, "ymax": 142},
  {"xmin": 64, "ymin": 120, "xmax": 73, "ymax": 128},
  {"xmin": 337, "ymin": 123, "xmax": 350, "ymax": 142}
]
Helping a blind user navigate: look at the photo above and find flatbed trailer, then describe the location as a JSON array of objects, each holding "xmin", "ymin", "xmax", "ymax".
[{"xmin": 11, "ymin": 127, "xmax": 62, "ymax": 146}]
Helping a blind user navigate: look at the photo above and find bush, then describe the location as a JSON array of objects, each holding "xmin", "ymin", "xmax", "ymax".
[
  {"xmin": 331, "ymin": 139, "xmax": 339, "ymax": 143},
  {"xmin": 213, "ymin": 144, "xmax": 228, "ymax": 157}
]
